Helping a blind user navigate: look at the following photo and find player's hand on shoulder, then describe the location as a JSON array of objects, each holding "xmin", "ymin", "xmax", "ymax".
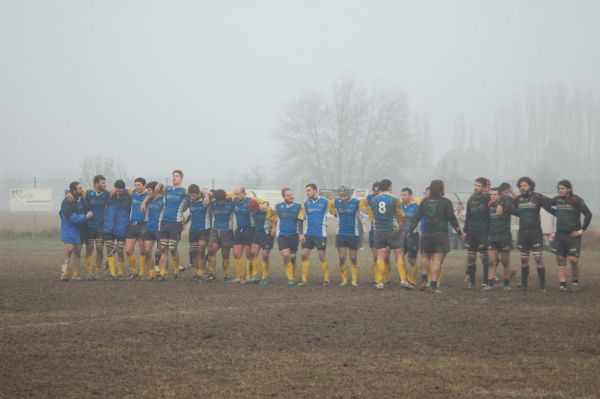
[{"xmin": 86, "ymin": 211, "xmax": 94, "ymax": 219}]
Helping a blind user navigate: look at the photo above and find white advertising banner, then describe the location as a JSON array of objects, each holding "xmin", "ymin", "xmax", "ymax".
[{"xmin": 9, "ymin": 188, "xmax": 53, "ymax": 212}]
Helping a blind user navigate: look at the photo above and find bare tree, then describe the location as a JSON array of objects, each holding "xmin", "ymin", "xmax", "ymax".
[
  {"xmin": 276, "ymin": 77, "xmax": 419, "ymax": 188},
  {"xmin": 80, "ymin": 154, "xmax": 128, "ymax": 188}
]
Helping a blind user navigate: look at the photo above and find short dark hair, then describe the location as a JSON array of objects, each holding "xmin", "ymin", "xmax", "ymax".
[
  {"xmin": 305, "ymin": 183, "xmax": 318, "ymax": 191},
  {"xmin": 281, "ymin": 187, "xmax": 292, "ymax": 198},
  {"xmin": 372, "ymin": 181, "xmax": 381, "ymax": 191},
  {"xmin": 517, "ymin": 176, "xmax": 536, "ymax": 192},
  {"xmin": 69, "ymin": 181, "xmax": 80, "ymax": 192},
  {"xmin": 475, "ymin": 177, "xmax": 488, "ymax": 186},
  {"xmin": 379, "ymin": 179, "xmax": 392, "ymax": 191},
  {"xmin": 114, "ymin": 179, "xmax": 126, "ymax": 190},
  {"xmin": 134, "ymin": 177, "xmax": 146, "ymax": 186},
  {"xmin": 557, "ymin": 179, "xmax": 572, "ymax": 192},
  {"xmin": 93, "ymin": 175, "xmax": 106, "ymax": 185},
  {"xmin": 401, "ymin": 187, "xmax": 412, "ymax": 195},
  {"xmin": 172, "ymin": 169, "xmax": 184, "ymax": 178},
  {"xmin": 498, "ymin": 182, "xmax": 511, "ymax": 192},
  {"xmin": 490, "ymin": 186, "xmax": 500, "ymax": 193},
  {"xmin": 214, "ymin": 189, "xmax": 226, "ymax": 201},
  {"xmin": 146, "ymin": 181, "xmax": 158, "ymax": 191},
  {"xmin": 430, "ymin": 180, "xmax": 444, "ymax": 197},
  {"xmin": 188, "ymin": 184, "xmax": 200, "ymax": 194}
]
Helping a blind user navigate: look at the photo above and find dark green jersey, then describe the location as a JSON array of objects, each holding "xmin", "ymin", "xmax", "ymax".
[
  {"xmin": 411, "ymin": 196, "xmax": 460, "ymax": 234},
  {"xmin": 511, "ymin": 192, "xmax": 554, "ymax": 231},
  {"xmin": 464, "ymin": 192, "xmax": 490, "ymax": 233},
  {"xmin": 489, "ymin": 195, "xmax": 513, "ymax": 235},
  {"xmin": 550, "ymin": 194, "xmax": 592, "ymax": 233}
]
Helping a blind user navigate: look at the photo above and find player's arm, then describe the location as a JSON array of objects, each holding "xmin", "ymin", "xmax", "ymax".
[
  {"xmin": 409, "ymin": 203, "xmax": 423, "ymax": 233},
  {"xmin": 328, "ymin": 200, "xmax": 337, "ymax": 217},
  {"xmin": 541, "ymin": 194, "xmax": 556, "ymax": 216},
  {"xmin": 463, "ymin": 199, "xmax": 471, "ymax": 233},
  {"xmin": 393, "ymin": 196, "xmax": 404, "ymax": 231}
]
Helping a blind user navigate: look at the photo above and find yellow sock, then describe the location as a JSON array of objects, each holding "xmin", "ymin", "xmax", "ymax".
[
  {"xmin": 292, "ymin": 260, "xmax": 297, "ymax": 276},
  {"xmin": 128, "ymin": 255, "xmax": 137, "ymax": 275},
  {"xmin": 301, "ymin": 260, "xmax": 310, "ymax": 283},
  {"xmin": 209, "ymin": 256, "xmax": 217, "ymax": 274},
  {"xmin": 262, "ymin": 260, "xmax": 269, "ymax": 280},
  {"xmin": 285, "ymin": 262, "xmax": 294, "ymax": 281},
  {"xmin": 95, "ymin": 260, "xmax": 101, "ymax": 275},
  {"xmin": 71, "ymin": 263, "xmax": 79, "ymax": 278},
  {"xmin": 117, "ymin": 259, "xmax": 124, "ymax": 276},
  {"xmin": 196, "ymin": 266, "xmax": 204, "ymax": 277},
  {"xmin": 244, "ymin": 259, "xmax": 251, "ymax": 280},
  {"xmin": 172, "ymin": 257, "xmax": 180, "ymax": 275},
  {"xmin": 321, "ymin": 261, "xmax": 330, "ymax": 283},
  {"xmin": 340, "ymin": 264, "xmax": 348, "ymax": 284},
  {"xmin": 385, "ymin": 261, "xmax": 391, "ymax": 283},
  {"xmin": 252, "ymin": 259, "xmax": 259, "ymax": 278},
  {"xmin": 351, "ymin": 264, "xmax": 359, "ymax": 285},
  {"xmin": 410, "ymin": 265, "xmax": 418, "ymax": 285},
  {"xmin": 85, "ymin": 256, "xmax": 93, "ymax": 275},
  {"xmin": 397, "ymin": 258, "xmax": 408, "ymax": 283},
  {"xmin": 139, "ymin": 255, "xmax": 146, "ymax": 276},
  {"xmin": 223, "ymin": 258, "xmax": 230, "ymax": 276},
  {"xmin": 375, "ymin": 260, "xmax": 385, "ymax": 284},
  {"xmin": 160, "ymin": 268, "xmax": 167, "ymax": 277},
  {"xmin": 61, "ymin": 263, "xmax": 68, "ymax": 280},
  {"xmin": 108, "ymin": 256, "xmax": 116, "ymax": 277},
  {"xmin": 235, "ymin": 259, "xmax": 243, "ymax": 279}
]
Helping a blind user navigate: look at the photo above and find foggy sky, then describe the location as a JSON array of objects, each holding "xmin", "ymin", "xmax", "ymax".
[{"xmin": 1, "ymin": 0, "xmax": 599, "ymax": 180}]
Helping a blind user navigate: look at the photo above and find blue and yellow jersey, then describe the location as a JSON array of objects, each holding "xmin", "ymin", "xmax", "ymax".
[
  {"xmin": 84, "ymin": 189, "xmax": 109, "ymax": 230},
  {"xmin": 330, "ymin": 197, "xmax": 361, "ymax": 237},
  {"xmin": 401, "ymin": 197, "xmax": 421, "ymax": 233},
  {"xmin": 360, "ymin": 194, "xmax": 376, "ymax": 227},
  {"xmin": 162, "ymin": 186, "xmax": 187, "ymax": 223},
  {"xmin": 210, "ymin": 200, "xmax": 236, "ymax": 230},
  {"xmin": 129, "ymin": 189, "xmax": 148, "ymax": 223},
  {"xmin": 254, "ymin": 206, "xmax": 278, "ymax": 235},
  {"xmin": 187, "ymin": 197, "xmax": 211, "ymax": 231},
  {"xmin": 368, "ymin": 192, "xmax": 404, "ymax": 233},
  {"xmin": 234, "ymin": 197, "xmax": 258, "ymax": 230},
  {"xmin": 303, "ymin": 197, "xmax": 330, "ymax": 237},
  {"xmin": 275, "ymin": 202, "xmax": 304, "ymax": 237},
  {"xmin": 145, "ymin": 196, "xmax": 165, "ymax": 232}
]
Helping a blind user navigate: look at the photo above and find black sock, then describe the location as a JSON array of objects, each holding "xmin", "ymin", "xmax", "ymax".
[
  {"xmin": 521, "ymin": 266, "xmax": 529, "ymax": 287},
  {"xmin": 430, "ymin": 281, "xmax": 438, "ymax": 289},
  {"xmin": 537, "ymin": 267, "xmax": 546, "ymax": 290},
  {"xmin": 189, "ymin": 251, "xmax": 193, "ymax": 265},
  {"xmin": 488, "ymin": 279, "xmax": 495, "ymax": 287},
  {"xmin": 421, "ymin": 274, "xmax": 428, "ymax": 283},
  {"xmin": 482, "ymin": 258, "xmax": 489, "ymax": 285},
  {"xmin": 572, "ymin": 279, "xmax": 578, "ymax": 284},
  {"xmin": 467, "ymin": 264, "xmax": 476, "ymax": 285},
  {"xmin": 503, "ymin": 279, "xmax": 510, "ymax": 286},
  {"xmin": 560, "ymin": 282, "xmax": 567, "ymax": 287},
  {"xmin": 154, "ymin": 251, "xmax": 160, "ymax": 266}
]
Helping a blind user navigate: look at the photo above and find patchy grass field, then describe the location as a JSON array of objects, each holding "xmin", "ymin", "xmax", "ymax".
[{"xmin": 1, "ymin": 237, "xmax": 599, "ymax": 398}]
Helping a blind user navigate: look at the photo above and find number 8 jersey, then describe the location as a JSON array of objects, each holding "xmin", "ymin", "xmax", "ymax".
[{"xmin": 368, "ymin": 192, "xmax": 404, "ymax": 233}]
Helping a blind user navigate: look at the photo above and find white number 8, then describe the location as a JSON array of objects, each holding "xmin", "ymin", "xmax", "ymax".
[{"xmin": 378, "ymin": 201, "xmax": 386, "ymax": 214}]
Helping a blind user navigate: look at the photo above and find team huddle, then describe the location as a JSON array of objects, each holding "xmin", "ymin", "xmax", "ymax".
[{"xmin": 59, "ymin": 170, "xmax": 593, "ymax": 293}]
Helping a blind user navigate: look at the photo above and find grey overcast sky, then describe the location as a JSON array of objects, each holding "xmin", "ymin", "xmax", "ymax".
[{"xmin": 1, "ymin": 0, "xmax": 599, "ymax": 179}]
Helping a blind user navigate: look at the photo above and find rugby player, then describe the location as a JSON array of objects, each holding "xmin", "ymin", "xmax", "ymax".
[
  {"xmin": 207, "ymin": 189, "xmax": 236, "ymax": 282},
  {"xmin": 252, "ymin": 200, "xmax": 278, "ymax": 285},
  {"xmin": 158, "ymin": 170, "xmax": 187, "ymax": 280},
  {"xmin": 360, "ymin": 182, "xmax": 391, "ymax": 284},
  {"xmin": 368, "ymin": 179, "xmax": 407, "ymax": 290},
  {"xmin": 83, "ymin": 175, "xmax": 109, "ymax": 279},
  {"xmin": 273, "ymin": 188, "xmax": 304, "ymax": 287},
  {"xmin": 410, "ymin": 180, "xmax": 462, "ymax": 294},
  {"xmin": 59, "ymin": 182, "xmax": 93, "ymax": 281},
  {"xmin": 124, "ymin": 177, "xmax": 148, "ymax": 279},
  {"xmin": 330, "ymin": 186, "xmax": 361, "ymax": 286},
  {"xmin": 232, "ymin": 186, "xmax": 260, "ymax": 283},
  {"xmin": 549, "ymin": 180, "xmax": 592, "ymax": 291},
  {"xmin": 400, "ymin": 188, "xmax": 421, "ymax": 286},
  {"xmin": 462, "ymin": 177, "xmax": 491, "ymax": 289},
  {"xmin": 299, "ymin": 183, "xmax": 331, "ymax": 286},
  {"xmin": 482, "ymin": 187, "xmax": 513, "ymax": 291},
  {"xmin": 141, "ymin": 181, "xmax": 164, "ymax": 281},
  {"xmin": 104, "ymin": 180, "xmax": 132, "ymax": 279},
  {"xmin": 183, "ymin": 184, "xmax": 211, "ymax": 282},
  {"xmin": 511, "ymin": 177, "xmax": 554, "ymax": 292}
]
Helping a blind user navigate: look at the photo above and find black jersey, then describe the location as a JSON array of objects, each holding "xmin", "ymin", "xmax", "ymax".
[
  {"xmin": 512, "ymin": 192, "xmax": 554, "ymax": 231},
  {"xmin": 489, "ymin": 195, "xmax": 513, "ymax": 236},
  {"xmin": 464, "ymin": 192, "xmax": 490, "ymax": 233},
  {"xmin": 550, "ymin": 194, "xmax": 592, "ymax": 233},
  {"xmin": 411, "ymin": 196, "xmax": 460, "ymax": 234}
]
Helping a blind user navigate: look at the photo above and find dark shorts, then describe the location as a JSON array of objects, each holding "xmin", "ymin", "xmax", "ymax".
[
  {"xmin": 255, "ymin": 232, "xmax": 275, "ymax": 250},
  {"xmin": 517, "ymin": 228, "xmax": 543, "ymax": 254},
  {"xmin": 421, "ymin": 231, "xmax": 450, "ymax": 254},
  {"xmin": 126, "ymin": 221, "xmax": 146, "ymax": 240},
  {"xmin": 402, "ymin": 232, "xmax": 420, "ymax": 259},
  {"xmin": 84, "ymin": 227, "xmax": 104, "ymax": 242},
  {"xmin": 368, "ymin": 229, "xmax": 375, "ymax": 249},
  {"xmin": 464, "ymin": 231, "xmax": 489, "ymax": 254},
  {"xmin": 160, "ymin": 221, "xmax": 183, "ymax": 240},
  {"xmin": 336, "ymin": 235, "xmax": 359, "ymax": 250},
  {"xmin": 104, "ymin": 232, "xmax": 126, "ymax": 242},
  {"xmin": 209, "ymin": 229, "xmax": 234, "ymax": 248},
  {"xmin": 234, "ymin": 227, "xmax": 255, "ymax": 246},
  {"xmin": 278, "ymin": 234, "xmax": 299, "ymax": 253},
  {"xmin": 375, "ymin": 231, "xmax": 403, "ymax": 250},
  {"xmin": 189, "ymin": 228, "xmax": 210, "ymax": 244},
  {"xmin": 303, "ymin": 235, "xmax": 327, "ymax": 250},
  {"xmin": 488, "ymin": 233, "xmax": 512, "ymax": 252},
  {"xmin": 142, "ymin": 229, "xmax": 161, "ymax": 242},
  {"xmin": 551, "ymin": 231, "xmax": 581, "ymax": 257}
]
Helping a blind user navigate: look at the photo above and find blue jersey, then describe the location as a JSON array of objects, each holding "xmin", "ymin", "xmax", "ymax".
[
  {"xmin": 211, "ymin": 200, "xmax": 236, "ymax": 230},
  {"xmin": 369, "ymin": 192, "xmax": 404, "ymax": 233},
  {"xmin": 255, "ymin": 207, "xmax": 278, "ymax": 235},
  {"xmin": 84, "ymin": 189, "xmax": 109, "ymax": 230},
  {"xmin": 275, "ymin": 202, "xmax": 304, "ymax": 237},
  {"xmin": 401, "ymin": 198, "xmax": 421, "ymax": 233},
  {"xmin": 130, "ymin": 189, "xmax": 148, "ymax": 222},
  {"xmin": 145, "ymin": 196, "xmax": 165, "ymax": 232},
  {"xmin": 188, "ymin": 197, "xmax": 211, "ymax": 231},
  {"xmin": 234, "ymin": 197, "xmax": 257, "ymax": 230},
  {"xmin": 332, "ymin": 197, "xmax": 361, "ymax": 237},
  {"xmin": 162, "ymin": 186, "xmax": 187, "ymax": 223},
  {"xmin": 303, "ymin": 197, "xmax": 330, "ymax": 237}
]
